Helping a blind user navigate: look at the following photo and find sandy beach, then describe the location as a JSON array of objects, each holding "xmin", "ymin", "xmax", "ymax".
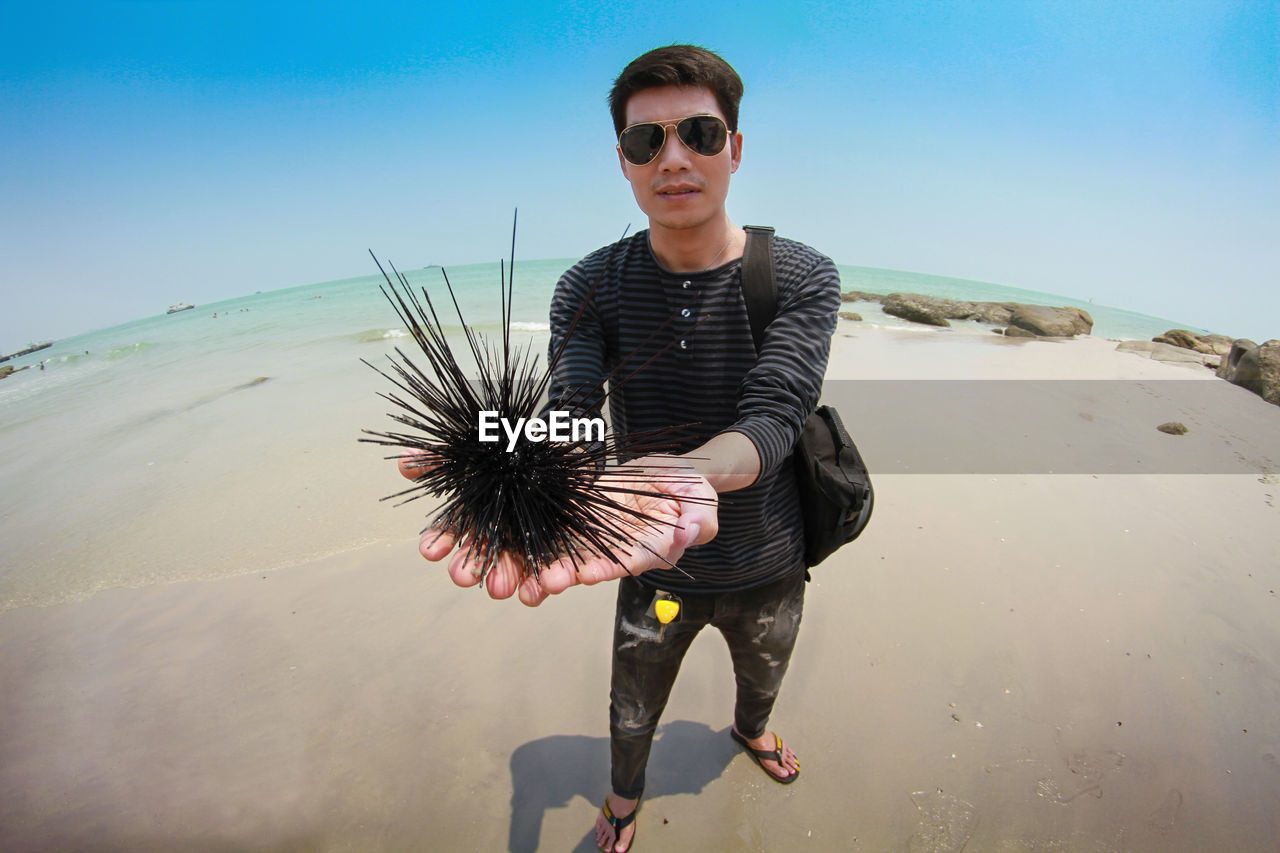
[{"xmin": 3, "ymin": 324, "xmax": 1279, "ymax": 851}]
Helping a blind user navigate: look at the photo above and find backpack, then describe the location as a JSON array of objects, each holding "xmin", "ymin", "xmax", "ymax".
[{"xmin": 740, "ymin": 225, "xmax": 874, "ymax": 567}]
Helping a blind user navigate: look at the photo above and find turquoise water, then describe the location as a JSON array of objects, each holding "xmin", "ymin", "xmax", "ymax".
[
  {"xmin": 0, "ymin": 257, "xmax": 568, "ymax": 420},
  {"xmin": 4, "ymin": 258, "xmax": 1200, "ymax": 407}
]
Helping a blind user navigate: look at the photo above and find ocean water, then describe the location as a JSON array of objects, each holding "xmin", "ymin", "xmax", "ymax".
[{"xmin": 0, "ymin": 257, "xmax": 1195, "ymax": 611}]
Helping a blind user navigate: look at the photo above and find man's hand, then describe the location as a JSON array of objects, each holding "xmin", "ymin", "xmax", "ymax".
[
  {"xmin": 398, "ymin": 451, "xmax": 718, "ymax": 606},
  {"xmin": 396, "ymin": 450, "xmax": 437, "ymax": 481}
]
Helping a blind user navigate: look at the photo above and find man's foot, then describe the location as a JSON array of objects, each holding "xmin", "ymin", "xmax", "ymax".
[
  {"xmin": 595, "ymin": 792, "xmax": 639, "ymax": 852},
  {"xmin": 731, "ymin": 726, "xmax": 800, "ymax": 783}
]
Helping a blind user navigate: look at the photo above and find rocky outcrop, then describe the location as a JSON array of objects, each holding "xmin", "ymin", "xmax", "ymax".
[
  {"xmin": 881, "ymin": 292, "xmax": 1022, "ymax": 327},
  {"xmin": 882, "ymin": 293, "xmax": 953, "ymax": 327},
  {"xmin": 966, "ymin": 303, "xmax": 1018, "ymax": 325},
  {"xmin": 1002, "ymin": 325, "xmax": 1038, "ymax": 339},
  {"xmin": 1005, "ymin": 304, "xmax": 1093, "ymax": 337},
  {"xmin": 1217, "ymin": 339, "xmax": 1280, "ymax": 407},
  {"xmin": 1152, "ymin": 329, "xmax": 1234, "ymax": 357},
  {"xmin": 1157, "ymin": 422, "xmax": 1188, "ymax": 435},
  {"xmin": 0, "ymin": 365, "xmax": 29, "ymax": 380},
  {"xmin": 842, "ymin": 290, "xmax": 1091, "ymax": 337},
  {"xmin": 838, "ymin": 311, "xmax": 862, "ymax": 322},
  {"xmin": 841, "ymin": 291, "xmax": 885, "ymax": 303},
  {"xmin": 1115, "ymin": 340, "xmax": 1214, "ymax": 367},
  {"xmin": 1216, "ymin": 339, "xmax": 1257, "ymax": 379}
]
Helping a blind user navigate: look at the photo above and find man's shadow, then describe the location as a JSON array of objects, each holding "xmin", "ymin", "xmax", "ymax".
[{"xmin": 507, "ymin": 719, "xmax": 737, "ymax": 853}]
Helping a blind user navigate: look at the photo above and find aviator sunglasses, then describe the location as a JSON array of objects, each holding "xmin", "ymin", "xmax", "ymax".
[{"xmin": 617, "ymin": 114, "xmax": 730, "ymax": 166}]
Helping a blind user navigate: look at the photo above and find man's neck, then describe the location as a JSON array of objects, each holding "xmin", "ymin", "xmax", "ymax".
[{"xmin": 648, "ymin": 218, "xmax": 745, "ymax": 273}]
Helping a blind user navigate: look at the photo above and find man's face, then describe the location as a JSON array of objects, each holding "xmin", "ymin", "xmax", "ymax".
[{"xmin": 617, "ymin": 85, "xmax": 743, "ymax": 234}]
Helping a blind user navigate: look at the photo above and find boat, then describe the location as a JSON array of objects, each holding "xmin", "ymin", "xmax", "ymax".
[{"xmin": 167, "ymin": 303, "xmax": 195, "ymax": 314}]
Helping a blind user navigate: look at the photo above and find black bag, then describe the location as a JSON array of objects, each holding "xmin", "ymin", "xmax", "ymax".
[{"xmin": 741, "ymin": 225, "xmax": 874, "ymax": 567}]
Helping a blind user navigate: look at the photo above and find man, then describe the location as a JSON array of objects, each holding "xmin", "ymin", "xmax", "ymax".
[{"xmin": 405, "ymin": 45, "xmax": 839, "ymax": 852}]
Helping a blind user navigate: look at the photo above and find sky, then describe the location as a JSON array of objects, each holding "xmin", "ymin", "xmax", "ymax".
[{"xmin": 1, "ymin": 0, "xmax": 1276, "ymax": 349}]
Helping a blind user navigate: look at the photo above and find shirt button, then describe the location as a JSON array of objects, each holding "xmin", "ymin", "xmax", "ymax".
[
  {"xmin": 680, "ymin": 307, "xmax": 691, "ymax": 318},
  {"xmin": 679, "ymin": 339, "xmax": 688, "ymax": 350},
  {"xmin": 681, "ymin": 280, "xmax": 691, "ymax": 289}
]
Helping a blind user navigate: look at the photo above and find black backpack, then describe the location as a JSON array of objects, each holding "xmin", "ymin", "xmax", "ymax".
[{"xmin": 741, "ymin": 226, "xmax": 874, "ymax": 567}]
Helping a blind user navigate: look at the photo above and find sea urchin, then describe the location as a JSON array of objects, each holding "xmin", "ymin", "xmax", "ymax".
[{"xmin": 361, "ymin": 219, "xmax": 713, "ymax": 592}]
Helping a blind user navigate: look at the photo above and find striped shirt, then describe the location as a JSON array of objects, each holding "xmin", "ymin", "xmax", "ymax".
[{"xmin": 546, "ymin": 230, "xmax": 841, "ymax": 593}]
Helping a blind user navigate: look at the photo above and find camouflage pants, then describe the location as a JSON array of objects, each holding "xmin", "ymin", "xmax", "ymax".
[{"xmin": 609, "ymin": 570, "xmax": 806, "ymax": 798}]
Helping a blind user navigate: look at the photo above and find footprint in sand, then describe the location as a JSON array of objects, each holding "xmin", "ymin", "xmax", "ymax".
[
  {"xmin": 907, "ymin": 789, "xmax": 977, "ymax": 853},
  {"xmin": 1144, "ymin": 788, "xmax": 1182, "ymax": 834}
]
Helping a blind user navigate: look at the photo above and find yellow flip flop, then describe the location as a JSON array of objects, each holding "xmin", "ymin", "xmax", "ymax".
[
  {"xmin": 731, "ymin": 729, "xmax": 800, "ymax": 784},
  {"xmin": 600, "ymin": 796, "xmax": 640, "ymax": 851}
]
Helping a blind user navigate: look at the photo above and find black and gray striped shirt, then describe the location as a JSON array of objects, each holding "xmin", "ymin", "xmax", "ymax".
[{"xmin": 546, "ymin": 230, "xmax": 841, "ymax": 593}]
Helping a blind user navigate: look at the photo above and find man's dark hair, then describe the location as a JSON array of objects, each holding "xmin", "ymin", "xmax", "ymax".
[{"xmin": 609, "ymin": 45, "xmax": 744, "ymax": 136}]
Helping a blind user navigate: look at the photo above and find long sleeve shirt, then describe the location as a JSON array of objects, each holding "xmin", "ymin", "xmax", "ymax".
[{"xmin": 546, "ymin": 230, "xmax": 841, "ymax": 593}]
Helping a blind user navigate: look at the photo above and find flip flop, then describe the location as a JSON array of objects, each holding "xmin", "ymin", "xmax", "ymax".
[
  {"xmin": 600, "ymin": 796, "xmax": 640, "ymax": 852},
  {"xmin": 731, "ymin": 728, "xmax": 800, "ymax": 784}
]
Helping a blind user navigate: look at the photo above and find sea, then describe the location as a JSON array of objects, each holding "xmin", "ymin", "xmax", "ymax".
[{"xmin": 0, "ymin": 258, "xmax": 1201, "ymax": 611}]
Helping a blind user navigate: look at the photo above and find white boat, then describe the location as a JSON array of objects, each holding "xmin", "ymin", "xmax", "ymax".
[{"xmin": 166, "ymin": 303, "xmax": 195, "ymax": 314}]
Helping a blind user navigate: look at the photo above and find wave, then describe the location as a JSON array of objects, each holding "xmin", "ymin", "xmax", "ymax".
[
  {"xmin": 356, "ymin": 328, "xmax": 411, "ymax": 343},
  {"xmin": 350, "ymin": 323, "xmax": 547, "ymax": 344},
  {"xmin": 105, "ymin": 341, "xmax": 157, "ymax": 359}
]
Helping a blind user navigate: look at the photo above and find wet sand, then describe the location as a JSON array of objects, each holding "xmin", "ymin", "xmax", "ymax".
[{"xmin": 3, "ymin": 326, "xmax": 1279, "ymax": 851}]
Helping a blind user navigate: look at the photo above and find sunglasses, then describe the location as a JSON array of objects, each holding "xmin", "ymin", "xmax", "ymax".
[{"xmin": 617, "ymin": 114, "xmax": 730, "ymax": 166}]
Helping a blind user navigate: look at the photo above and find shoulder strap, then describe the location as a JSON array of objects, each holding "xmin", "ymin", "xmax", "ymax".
[{"xmin": 741, "ymin": 225, "xmax": 777, "ymax": 353}]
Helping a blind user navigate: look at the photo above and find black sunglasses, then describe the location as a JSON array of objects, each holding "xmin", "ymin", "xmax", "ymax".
[{"xmin": 617, "ymin": 115, "xmax": 729, "ymax": 166}]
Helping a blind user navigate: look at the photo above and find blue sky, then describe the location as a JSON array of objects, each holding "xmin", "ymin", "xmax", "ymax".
[{"xmin": 1, "ymin": 0, "xmax": 1276, "ymax": 348}]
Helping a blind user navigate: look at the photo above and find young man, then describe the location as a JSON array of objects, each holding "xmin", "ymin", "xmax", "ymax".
[{"xmin": 407, "ymin": 45, "xmax": 839, "ymax": 853}]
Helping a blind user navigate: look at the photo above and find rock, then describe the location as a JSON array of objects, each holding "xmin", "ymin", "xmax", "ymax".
[
  {"xmin": 1002, "ymin": 325, "xmax": 1037, "ymax": 339},
  {"xmin": 841, "ymin": 289, "xmax": 1090, "ymax": 336},
  {"xmin": 1217, "ymin": 339, "xmax": 1280, "ymax": 406},
  {"xmin": 1202, "ymin": 334, "xmax": 1235, "ymax": 356},
  {"xmin": 882, "ymin": 293, "xmax": 951, "ymax": 327},
  {"xmin": 1203, "ymin": 333, "xmax": 1233, "ymax": 350},
  {"xmin": 1116, "ymin": 340, "xmax": 1214, "ymax": 367},
  {"xmin": 1216, "ymin": 339, "xmax": 1258, "ymax": 380},
  {"xmin": 1157, "ymin": 422, "xmax": 1188, "ymax": 435},
  {"xmin": 838, "ymin": 311, "xmax": 863, "ymax": 322},
  {"xmin": 1152, "ymin": 329, "xmax": 1234, "ymax": 356},
  {"xmin": 1153, "ymin": 329, "xmax": 1208, "ymax": 352},
  {"xmin": 841, "ymin": 290, "xmax": 885, "ymax": 303},
  {"xmin": 0, "ymin": 365, "xmax": 29, "ymax": 380},
  {"xmin": 1006, "ymin": 304, "xmax": 1093, "ymax": 337},
  {"xmin": 963, "ymin": 302, "xmax": 1016, "ymax": 325}
]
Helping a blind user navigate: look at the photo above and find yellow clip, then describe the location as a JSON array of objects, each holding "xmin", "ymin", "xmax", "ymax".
[{"xmin": 655, "ymin": 599, "xmax": 680, "ymax": 625}]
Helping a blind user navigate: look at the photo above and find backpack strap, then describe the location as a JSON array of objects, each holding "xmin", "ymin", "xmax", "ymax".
[{"xmin": 741, "ymin": 225, "xmax": 777, "ymax": 353}]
